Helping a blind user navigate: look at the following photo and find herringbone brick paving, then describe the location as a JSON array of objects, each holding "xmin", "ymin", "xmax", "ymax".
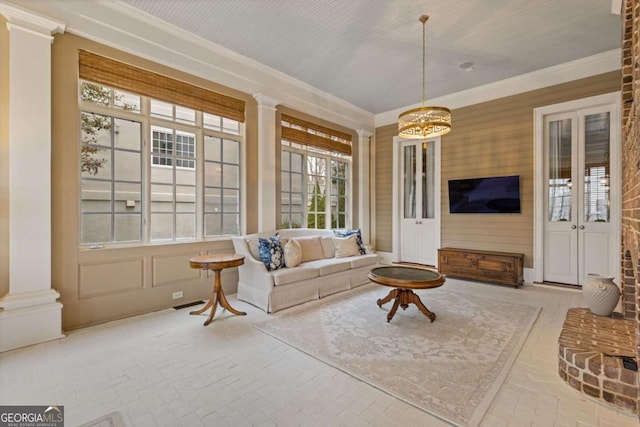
[{"xmin": 0, "ymin": 278, "xmax": 637, "ymax": 426}]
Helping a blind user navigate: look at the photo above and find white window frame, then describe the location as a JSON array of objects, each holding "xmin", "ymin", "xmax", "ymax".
[
  {"xmin": 281, "ymin": 142, "xmax": 351, "ymax": 230},
  {"xmin": 78, "ymin": 80, "xmax": 245, "ymax": 247}
]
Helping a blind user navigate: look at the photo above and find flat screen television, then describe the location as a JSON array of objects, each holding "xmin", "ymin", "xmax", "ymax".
[{"xmin": 448, "ymin": 175, "xmax": 521, "ymax": 214}]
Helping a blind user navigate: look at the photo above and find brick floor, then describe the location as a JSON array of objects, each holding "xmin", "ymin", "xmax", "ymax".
[{"xmin": 0, "ymin": 278, "xmax": 639, "ymax": 426}]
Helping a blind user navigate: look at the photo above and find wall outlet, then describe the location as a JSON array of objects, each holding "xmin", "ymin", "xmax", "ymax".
[{"xmin": 172, "ymin": 291, "xmax": 183, "ymax": 300}]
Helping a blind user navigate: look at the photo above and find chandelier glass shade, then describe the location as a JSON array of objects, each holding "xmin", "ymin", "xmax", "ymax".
[{"xmin": 398, "ymin": 15, "xmax": 451, "ymax": 139}]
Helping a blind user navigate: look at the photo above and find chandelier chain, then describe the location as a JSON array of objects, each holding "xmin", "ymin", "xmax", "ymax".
[{"xmin": 422, "ymin": 17, "xmax": 426, "ymax": 108}]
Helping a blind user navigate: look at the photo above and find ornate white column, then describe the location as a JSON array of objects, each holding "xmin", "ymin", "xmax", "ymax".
[
  {"xmin": 357, "ymin": 129, "xmax": 373, "ymax": 247},
  {"xmin": 253, "ymin": 93, "xmax": 280, "ymax": 232},
  {"xmin": 0, "ymin": 3, "xmax": 65, "ymax": 352}
]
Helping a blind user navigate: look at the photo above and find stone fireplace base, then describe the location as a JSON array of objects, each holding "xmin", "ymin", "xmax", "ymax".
[{"xmin": 558, "ymin": 308, "xmax": 638, "ymax": 413}]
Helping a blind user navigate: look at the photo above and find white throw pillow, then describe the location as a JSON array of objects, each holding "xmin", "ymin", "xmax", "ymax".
[
  {"xmin": 320, "ymin": 236, "xmax": 336, "ymax": 258},
  {"xmin": 293, "ymin": 236, "xmax": 325, "ymax": 262},
  {"xmin": 334, "ymin": 234, "xmax": 360, "ymax": 258},
  {"xmin": 284, "ymin": 239, "xmax": 302, "ymax": 268}
]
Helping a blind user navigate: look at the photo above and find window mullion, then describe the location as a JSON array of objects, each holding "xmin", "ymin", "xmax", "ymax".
[
  {"xmin": 196, "ymin": 130, "xmax": 204, "ymax": 240},
  {"xmin": 324, "ymin": 155, "xmax": 331, "ymax": 230}
]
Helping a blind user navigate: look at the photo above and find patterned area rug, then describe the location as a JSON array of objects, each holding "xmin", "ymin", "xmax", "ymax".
[{"xmin": 253, "ymin": 284, "xmax": 541, "ymax": 427}]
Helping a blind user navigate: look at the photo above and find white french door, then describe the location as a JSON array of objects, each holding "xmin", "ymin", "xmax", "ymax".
[
  {"xmin": 400, "ymin": 139, "xmax": 440, "ymax": 265},
  {"xmin": 543, "ymin": 102, "xmax": 618, "ymax": 285}
]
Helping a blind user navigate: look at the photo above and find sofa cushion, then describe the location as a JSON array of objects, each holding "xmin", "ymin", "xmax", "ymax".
[
  {"xmin": 293, "ymin": 236, "xmax": 325, "ymax": 263},
  {"xmin": 284, "ymin": 239, "xmax": 302, "ymax": 268},
  {"xmin": 320, "ymin": 236, "xmax": 336, "ymax": 258},
  {"xmin": 258, "ymin": 234, "xmax": 285, "ymax": 271},
  {"xmin": 303, "ymin": 258, "xmax": 352, "ymax": 276},
  {"xmin": 333, "ymin": 228, "xmax": 366, "ymax": 254},
  {"xmin": 350, "ymin": 254, "xmax": 378, "ymax": 269},
  {"xmin": 271, "ymin": 266, "xmax": 319, "ymax": 286},
  {"xmin": 334, "ymin": 235, "xmax": 361, "ymax": 258}
]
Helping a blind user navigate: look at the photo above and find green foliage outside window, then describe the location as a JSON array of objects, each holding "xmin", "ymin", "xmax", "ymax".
[
  {"xmin": 80, "ymin": 83, "xmax": 136, "ymax": 175},
  {"xmin": 307, "ymin": 181, "xmax": 326, "ymax": 229}
]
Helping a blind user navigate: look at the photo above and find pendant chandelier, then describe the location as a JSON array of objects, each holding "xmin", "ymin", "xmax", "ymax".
[{"xmin": 398, "ymin": 15, "xmax": 451, "ymax": 139}]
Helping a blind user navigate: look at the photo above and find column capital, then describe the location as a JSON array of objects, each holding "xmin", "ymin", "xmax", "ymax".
[
  {"xmin": 253, "ymin": 93, "xmax": 280, "ymax": 109},
  {"xmin": 0, "ymin": 2, "xmax": 65, "ymax": 39},
  {"xmin": 356, "ymin": 129, "xmax": 374, "ymax": 140}
]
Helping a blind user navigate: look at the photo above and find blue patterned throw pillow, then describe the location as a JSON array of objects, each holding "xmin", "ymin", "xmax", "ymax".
[
  {"xmin": 258, "ymin": 233, "xmax": 284, "ymax": 271},
  {"xmin": 333, "ymin": 228, "xmax": 366, "ymax": 255}
]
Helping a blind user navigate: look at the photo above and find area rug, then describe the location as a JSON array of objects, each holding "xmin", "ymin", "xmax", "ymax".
[{"xmin": 253, "ymin": 284, "xmax": 541, "ymax": 427}]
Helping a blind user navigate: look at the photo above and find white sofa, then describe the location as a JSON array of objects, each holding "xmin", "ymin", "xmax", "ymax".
[{"xmin": 231, "ymin": 229, "xmax": 378, "ymax": 313}]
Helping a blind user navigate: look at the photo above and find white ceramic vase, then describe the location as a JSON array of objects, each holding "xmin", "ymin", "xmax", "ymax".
[{"xmin": 582, "ymin": 273, "xmax": 620, "ymax": 316}]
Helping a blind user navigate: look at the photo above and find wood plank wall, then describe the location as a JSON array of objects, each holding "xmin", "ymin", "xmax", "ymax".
[
  {"xmin": 374, "ymin": 124, "xmax": 397, "ymax": 252},
  {"xmin": 374, "ymin": 71, "xmax": 620, "ymax": 267}
]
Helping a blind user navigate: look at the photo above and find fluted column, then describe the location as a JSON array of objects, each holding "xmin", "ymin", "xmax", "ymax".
[
  {"xmin": 0, "ymin": 3, "xmax": 65, "ymax": 352},
  {"xmin": 253, "ymin": 93, "xmax": 280, "ymax": 232}
]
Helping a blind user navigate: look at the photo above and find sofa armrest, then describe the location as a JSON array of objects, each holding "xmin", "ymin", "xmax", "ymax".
[{"xmin": 231, "ymin": 236, "xmax": 274, "ymax": 287}]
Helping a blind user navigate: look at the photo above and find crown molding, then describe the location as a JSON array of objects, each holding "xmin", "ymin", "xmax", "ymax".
[
  {"xmin": 375, "ymin": 49, "xmax": 621, "ymax": 128},
  {"xmin": 5, "ymin": 0, "xmax": 373, "ymax": 132},
  {"xmin": 0, "ymin": 1, "xmax": 65, "ymax": 36}
]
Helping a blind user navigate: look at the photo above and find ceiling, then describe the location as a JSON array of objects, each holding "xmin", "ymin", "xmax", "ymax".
[{"xmin": 114, "ymin": 1, "xmax": 621, "ymax": 114}]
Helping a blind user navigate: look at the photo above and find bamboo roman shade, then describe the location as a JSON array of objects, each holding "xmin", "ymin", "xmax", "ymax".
[
  {"xmin": 79, "ymin": 50, "xmax": 245, "ymax": 122},
  {"xmin": 281, "ymin": 114, "xmax": 352, "ymax": 156}
]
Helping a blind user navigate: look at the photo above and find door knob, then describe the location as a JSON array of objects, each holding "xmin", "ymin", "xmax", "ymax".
[
  {"xmin": 571, "ymin": 225, "xmax": 577, "ymax": 229},
  {"xmin": 579, "ymin": 225, "xmax": 585, "ymax": 230}
]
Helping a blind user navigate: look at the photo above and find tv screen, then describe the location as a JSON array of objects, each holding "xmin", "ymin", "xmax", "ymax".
[{"xmin": 448, "ymin": 175, "xmax": 521, "ymax": 214}]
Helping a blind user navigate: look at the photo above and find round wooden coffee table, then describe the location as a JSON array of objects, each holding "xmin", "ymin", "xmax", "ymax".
[
  {"xmin": 368, "ymin": 265, "xmax": 445, "ymax": 322},
  {"xmin": 189, "ymin": 254, "xmax": 245, "ymax": 326}
]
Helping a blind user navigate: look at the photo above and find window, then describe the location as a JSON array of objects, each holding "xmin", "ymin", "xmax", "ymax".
[
  {"xmin": 280, "ymin": 115, "xmax": 352, "ymax": 229},
  {"xmin": 306, "ymin": 156, "xmax": 327, "ymax": 229},
  {"xmin": 151, "ymin": 127, "xmax": 195, "ymax": 169},
  {"xmin": 281, "ymin": 151, "xmax": 304, "ymax": 228},
  {"xmin": 150, "ymin": 127, "xmax": 197, "ymax": 241},
  {"xmin": 204, "ymin": 136, "xmax": 241, "ymax": 236},
  {"xmin": 79, "ymin": 79, "xmax": 244, "ymax": 246},
  {"xmin": 331, "ymin": 159, "xmax": 348, "ymax": 228},
  {"xmin": 151, "ymin": 128, "xmax": 173, "ymax": 166},
  {"xmin": 80, "ymin": 112, "xmax": 143, "ymax": 245}
]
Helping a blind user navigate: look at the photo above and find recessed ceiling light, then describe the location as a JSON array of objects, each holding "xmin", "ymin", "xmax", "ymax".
[{"xmin": 459, "ymin": 61, "xmax": 474, "ymax": 72}]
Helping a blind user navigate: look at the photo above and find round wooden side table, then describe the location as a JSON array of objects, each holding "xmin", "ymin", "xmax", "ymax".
[{"xmin": 189, "ymin": 254, "xmax": 245, "ymax": 326}]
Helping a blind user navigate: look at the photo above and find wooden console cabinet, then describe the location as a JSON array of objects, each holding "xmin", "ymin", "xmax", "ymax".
[{"xmin": 438, "ymin": 247, "xmax": 524, "ymax": 287}]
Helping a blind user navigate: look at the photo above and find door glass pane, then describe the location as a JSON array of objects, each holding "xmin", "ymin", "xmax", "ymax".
[
  {"xmin": 583, "ymin": 112, "xmax": 610, "ymax": 222},
  {"xmin": 403, "ymin": 145, "xmax": 416, "ymax": 219},
  {"xmin": 548, "ymin": 119, "xmax": 572, "ymax": 221},
  {"xmin": 422, "ymin": 142, "xmax": 435, "ymax": 219}
]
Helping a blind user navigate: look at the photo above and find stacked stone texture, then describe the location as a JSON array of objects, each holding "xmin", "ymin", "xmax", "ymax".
[
  {"xmin": 621, "ymin": 0, "xmax": 640, "ymax": 419},
  {"xmin": 558, "ymin": 309, "xmax": 638, "ymax": 413}
]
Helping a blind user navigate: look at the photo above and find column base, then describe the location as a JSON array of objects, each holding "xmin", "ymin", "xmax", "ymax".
[{"xmin": 0, "ymin": 290, "xmax": 64, "ymax": 352}]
